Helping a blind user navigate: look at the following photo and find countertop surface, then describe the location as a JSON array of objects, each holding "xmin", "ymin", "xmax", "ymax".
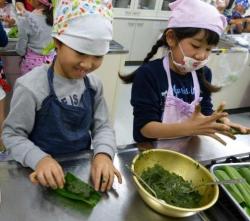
[
  {"xmin": 0, "ymin": 149, "xmax": 203, "ymax": 221},
  {"xmin": 117, "ymin": 134, "xmax": 250, "ymax": 166},
  {"xmin": 0, "ymin": 134, "xmax": 250, "ymax": 220}
]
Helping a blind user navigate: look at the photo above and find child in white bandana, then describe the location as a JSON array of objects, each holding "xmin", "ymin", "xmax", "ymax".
[{"xmin": 3, "ymin": 0, "xmax": 122, "ymax": 192}]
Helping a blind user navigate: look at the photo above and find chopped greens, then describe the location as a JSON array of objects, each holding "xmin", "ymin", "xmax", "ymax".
[
  {"xmin": 7, "ymin": 26, "xmax": 18, "ymax": 38},
  {"xmin": 54, "ymin": 172, "xmax": 101, "ymax": 207},
  {"xmin": 141, "ymin": 164, "xmax": 202, "ymax": 208}
]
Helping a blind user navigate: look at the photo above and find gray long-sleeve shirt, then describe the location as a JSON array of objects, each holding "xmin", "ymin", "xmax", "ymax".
[
  {"xmin": 16, "ymin": 12, "xmax": 53, "ymax": 56},
  {"xmin": 2, "ymin": 65, "xmax": 116, "ymax": 170}
]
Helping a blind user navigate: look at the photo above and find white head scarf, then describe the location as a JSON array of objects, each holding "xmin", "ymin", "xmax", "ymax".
[{"xmin": 52, "ymin": 0, "xmax": 113, "ymax": 56}]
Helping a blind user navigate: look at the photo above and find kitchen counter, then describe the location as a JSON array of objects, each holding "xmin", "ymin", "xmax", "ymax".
[
  {"xmin": 0, "ymin": 134, "xmax": 250, "ymax": 221},
  {"xmin": 118, "ymin": 134, "xmax": 250, "ymax": 166},
  {"xmin": 0, "ymin": 149, "xmax": 203, "ymax": 221}
]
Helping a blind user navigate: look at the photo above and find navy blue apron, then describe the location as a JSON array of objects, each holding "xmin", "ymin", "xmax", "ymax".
[{"xmin": 29, "ymin": 67, "xmax": 96, "ymax": 156}]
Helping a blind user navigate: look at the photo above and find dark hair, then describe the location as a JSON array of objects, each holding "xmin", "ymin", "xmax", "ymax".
[
  {"xmin": 43, "ymin": 1, "xmax": 53, "ymax": 26},
  {"xmin": 119, "ymin": 27, "xmax": 220, "ymax": 92},
  {"xmin": 226, "ymin": 0, "xmax": 235, "ymax": 9}
]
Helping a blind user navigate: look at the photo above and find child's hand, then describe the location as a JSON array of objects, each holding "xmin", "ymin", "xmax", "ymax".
[
  {"xmin": 29, "ymin": 156, "xmax": 65, "ymax": 189},
  {"xmin": 15, "ymin": 2, "xmax": 26, "ymax": 15},
  {"xmin": 91, "ymin": 153, "xmax": 122, "ymax": 192},
  {"xmin": 220, "ymin": 117, "xmax": 250, "ymax": 134},
  {"xmin": 215, "ymin": 102, "xmax": 250, "ymax": 134},
  {"xmin": 185, "ymin": 105, "xmax": 235, "ymax": 145}
]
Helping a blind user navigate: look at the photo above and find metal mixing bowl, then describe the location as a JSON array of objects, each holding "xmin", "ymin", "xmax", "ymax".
[{"xmin": 131, "ymin": 149, "xmax": 219, "ymax": 217}]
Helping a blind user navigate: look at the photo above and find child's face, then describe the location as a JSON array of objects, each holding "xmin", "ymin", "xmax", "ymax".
[
  {"xmin": 167, "ymin": 30, "xmax": 215, "ymax": 74},
  {"xmin": 233, "ymin": 4, "xmax": 246, "ymax": 15},
  {"xmin": 215, "ymin": 0, "xmax": 228, "ymax": 13},
  {"xmin": 54, "ymin": 40, "xmax": 103, "ymax": 79}
]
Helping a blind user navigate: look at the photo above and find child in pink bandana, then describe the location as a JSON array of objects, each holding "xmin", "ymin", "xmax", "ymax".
[{"xmin": 120, "ymin": 0, "xmax": 250, "ymax": 147}]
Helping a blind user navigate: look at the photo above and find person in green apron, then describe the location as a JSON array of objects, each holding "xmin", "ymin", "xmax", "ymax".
[{"xmin": 2, "ymin": 0, "xmax": 122, "ymax": 192}]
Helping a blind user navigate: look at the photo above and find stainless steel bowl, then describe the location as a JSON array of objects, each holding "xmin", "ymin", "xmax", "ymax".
[{"xmin": 131, "ymin": 149, "xmax": 219, "ymax": 217}]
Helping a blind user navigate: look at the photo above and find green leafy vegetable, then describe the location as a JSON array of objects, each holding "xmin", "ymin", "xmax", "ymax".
[
  {"xmin": 7, "ymin": 26, "xmax": 18, "ymax": 38},
  {"xmin": 141, "ymin": 164, "xmax": 202, "ymax": 208},
  {"xmin": 42, "ymin": 40, "xmax": 55, "ymax": 55},
  {"xmin": 238, "ymin": 167, "xmax": 250, "ymax": 184},
  {"xmin": 222, "ymin": 166, "xmax": 250, "ymax": 207},
  {"xmin": 214, "ymin": 166, "xmax": 250, "ymax": 218},
  {"xmin": 214, "ymin": 170, "xmax": 244, "ymax": 205},
  {"xmin": 245, "ymin": 206, "xmax": 250, "ymax": 216},
  {"xmin": 54, "ymin": 172, "xmax": 101, "ymax": 207}
]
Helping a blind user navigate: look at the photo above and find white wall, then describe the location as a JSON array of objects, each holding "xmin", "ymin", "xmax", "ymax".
[{"xmin": 209, "ymin": 52, "xmax": 250, "ymax": 109}]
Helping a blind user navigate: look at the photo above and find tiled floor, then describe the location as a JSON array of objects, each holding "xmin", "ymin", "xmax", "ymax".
[{"xmin": 113, "ymin": 66, "xmax": 250, "ymax": 146}]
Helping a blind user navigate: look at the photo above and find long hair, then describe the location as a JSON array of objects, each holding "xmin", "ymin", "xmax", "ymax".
[
  {"xmin": 43, "ymin": 1, "xmax": 53, "ymax": 26},
  {"xmin": 119, "ymin": 27, "xmax": 220, "ymax": 92}
]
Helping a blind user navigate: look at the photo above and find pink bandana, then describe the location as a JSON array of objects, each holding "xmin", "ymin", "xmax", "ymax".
[{"xmin": 167, "ymin": 0, "xmax": 227, "ymax": 36}]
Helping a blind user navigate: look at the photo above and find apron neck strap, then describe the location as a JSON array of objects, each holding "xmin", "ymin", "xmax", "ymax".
[{"xmin": 163, "ymin": 56, "xmax": 173, "ymax": 95}]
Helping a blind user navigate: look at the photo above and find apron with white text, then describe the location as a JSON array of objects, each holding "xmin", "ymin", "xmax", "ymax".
[{"xmin": 154, "ymin": 56, "xmax": 201, "ymax": 151}]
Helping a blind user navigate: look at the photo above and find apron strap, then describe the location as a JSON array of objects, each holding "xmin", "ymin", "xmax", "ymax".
[
  {"xmin": 191, "ymin": 71, "xmax": 200, "ymax": 101},
  {"xmin": 82, "ymin": 76, "xmax": 96, "ymax": 108},
  {"xmin": 163, "ymin": 56, "xmax": 173, "ymax": 96}
]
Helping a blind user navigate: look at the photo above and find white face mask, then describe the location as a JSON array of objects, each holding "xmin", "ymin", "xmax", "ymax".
[{"xmin": 171, "ymin": 44, "xmax": 209, "ymax": 73}]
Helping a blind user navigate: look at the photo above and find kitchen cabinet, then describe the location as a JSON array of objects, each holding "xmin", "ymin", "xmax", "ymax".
[
  {"xmin": 94, "ymin": 52, "xmax": 127, "ymax": 122},
  {"xmin": 112, "ymin": 0, "xmax": 171, "ymax": 18},
  {"xmin": 156, "ymin": 0, "xmax": 172, "ymax": 17},
  {"xmin": 112, "ymin": 0, "xmax": 170, "ymax": 61},
  {"xmin": 133, "ymin": 0, "xmax": 158, "ymax": 17},
  {"xmin": 129, "ymin": 19, "xmax": 164, "ymax": 61},
  {"xmin": 113, "ymin": 18, "xmax": 167, "ymax": 61},
  {"xmin": 113, "ymin": 19, "xmax": 136, "ymax": 60}
]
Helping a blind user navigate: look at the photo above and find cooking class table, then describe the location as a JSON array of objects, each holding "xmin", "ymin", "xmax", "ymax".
[{"xmin": 0, "ymin": 134, "xmax": 250, "ymax": 221}]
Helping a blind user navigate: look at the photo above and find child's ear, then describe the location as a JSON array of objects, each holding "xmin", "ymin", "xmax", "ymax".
[{"xmin": 165, "ymin": 29, "xmax": 178, "ymax": 48}]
